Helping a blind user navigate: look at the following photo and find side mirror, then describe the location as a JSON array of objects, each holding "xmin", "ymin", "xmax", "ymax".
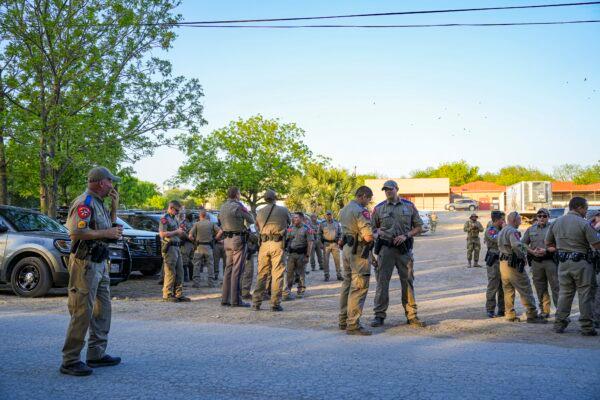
[{"xmin": 0, "ymin": 224, "xmax": 8, "ymax": 233}]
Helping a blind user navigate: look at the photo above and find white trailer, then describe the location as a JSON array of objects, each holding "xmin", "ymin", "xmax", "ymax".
[{"xmin": 505, "ymin": 181, "xmax": 552, "ymax": 223}]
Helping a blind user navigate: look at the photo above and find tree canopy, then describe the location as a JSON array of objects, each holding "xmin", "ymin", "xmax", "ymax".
[
  {"xmin": 176, "ymin": 115, "xmax": 313, "ymax": 212},
  {"xmin": 411, "ymin": 161, "xmax": 480, "ymax": 186}
]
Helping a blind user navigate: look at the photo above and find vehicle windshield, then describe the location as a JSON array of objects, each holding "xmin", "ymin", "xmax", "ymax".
[
  {"xmin": 0, "ymin": 208, "xmax": 68, "ymax": 233},
  {"xmin": 116, "ymin": 217, "xmax": 133, "ymax": 230},
  {"xmin": 549, "ymin": 209, "xmax": 564, "ymax": 219}
]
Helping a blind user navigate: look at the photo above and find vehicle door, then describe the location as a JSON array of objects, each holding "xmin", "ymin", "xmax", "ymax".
[{"xmin": 0, "ymin": 216, "xmax": 10, "ymax": 274}]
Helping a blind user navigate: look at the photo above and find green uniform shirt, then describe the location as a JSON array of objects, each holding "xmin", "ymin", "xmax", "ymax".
[
  {"xmin": 484, "ymin": 224, "xmax": 502, "ymax": 253},
  {"xmin": 286, "ymin": 224, "xmax": 313, "ymax": 250},
  {"xmin": 219, "ymin": 199, "xmax": 254, "ymax": 232},
  {"xmin": 545, "ymin": 210, "xmax": 600, "ymax": 253},
  {"xmin": 371, "ymin": 198, "xmax": 423, "ymax": 241},
  {"xmin": 159, "ymin": 213, "xmax": 181, "ymax": 245},
  {"xmin": 339, "ymin": 200, "xmax": 373, "ymax": 240},
  {"xmin": 498, "ymin": 225, "xmax": 526, "ymax": 258},
  {"xmin": 522, "ymin": 223, "xmax": 551, "ymax": 250}
]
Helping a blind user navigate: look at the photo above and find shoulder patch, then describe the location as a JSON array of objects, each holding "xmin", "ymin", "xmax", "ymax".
[
  {"xmin": 374, "ymin": 201, "xmax": 387, "ymax": 209},
  {"xmin": 235, "ymin": 201, "xmax": 248, "ymax": 213},
  {"xmin": 362, "ymin": 210, "xmax": 371, "ymax": 220},
  {"xmin": 161, "ymin": 217, "xmax": 168, "ymax": 224},
  {"xmin": 400, "ymin": 198, "xmax": 414, "ymax": 205},
  {"xmin": 77, "ymin": 205, "xmax": 91, "ymax": 219},
  {"xmin": 513, "ymin": 231, "xmax": 521, "ymax": 240},
  {"xmin": 287, "ymin": 227, "xmax": 293, "ymax": 233}
]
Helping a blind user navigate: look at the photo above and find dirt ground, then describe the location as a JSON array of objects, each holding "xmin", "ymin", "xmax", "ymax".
[{"xmin": 1, "ymin": 211, "xmax": 598, "ymax": 349}]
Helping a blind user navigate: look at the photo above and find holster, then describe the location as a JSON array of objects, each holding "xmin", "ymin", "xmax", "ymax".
[
  {"xmin": 508, "ymin": 253, "xmax": 526, "ymax": 273},
  {"xmin": 90, "ymin": 242, "xmax": 109, "ymax": 263},
  {"xmin": 485, "ymin": 250, "xmax": 499, "ymax": 267}
]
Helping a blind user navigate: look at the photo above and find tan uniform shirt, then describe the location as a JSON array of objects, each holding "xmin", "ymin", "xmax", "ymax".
[
  {"xmin": 159, "ymin": 213, "xmax": 181, "ymax": 245},
  {"xmin": 339, "ymin": 200, "xmax": 373, "ymax": 240},
  {"xmin": 67, "ymin": 190, "xmax": 112, "ymax": 237},
  {"xmin": 190, "ymin": 219, "xmax": 219, "ymax": 243},
  {"xmin": 219, "ymin": 199, "xmax": 254, "ymax": 232},
  {"xmin": 464, "ymin": 220, "xmax": 484, "ymax": 241},
  {"xmin": 522, "ymin": 223, "xmax": 550, "ymax": 250},
  {"xmin": 287, "ymin": 224, "xmax": 313, "ymax": 250},
  {"xmin": 545, "ymin": 211, "xmax": 600, "ymax": 253},
  {"xmin": 498, "ymin": 225, "xmax": 526, "ymax": 258},
  {"xmin": 256, "ymin": 204, "xmax": 290, "ymax": 235},
  {"xmin": 371, "ymin": 198, "xmax": 423, "ymax": 241},
  {"xmin": 319, "ymin": 220, "xmax": 342, "ymax": 242},
  {"xmin": 484, "ymin": 224, "xmax": 502, "ymax": 253}
]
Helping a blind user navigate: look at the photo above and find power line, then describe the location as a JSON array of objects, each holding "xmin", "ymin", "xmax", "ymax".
[
  {"xmin": 174, "ymin": 2, "xmax": 600, "ymax": 25},
  {"xmin": 178, "ymin": 20, "xmax": 600, "ymax": 29}
]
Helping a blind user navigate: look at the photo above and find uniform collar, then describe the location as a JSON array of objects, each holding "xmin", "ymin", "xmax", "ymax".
[
  {"xmin": 386, "ymin": 196, "xmax": 401, "ymax": 205},
  {"xmin": 567, "ymin": 210, "xmax": 583, "ymax": 218},
  {"xmin": 85, "ymin": 189, "xmax": 103, "ymax": 201}
]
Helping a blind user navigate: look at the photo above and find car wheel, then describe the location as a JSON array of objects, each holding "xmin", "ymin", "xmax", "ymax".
[
  {"xmin": 469, "ymin": 205, "xmax": 476, "ymax": 211},
  {"xmin": 449, "ymin": 206, "xmax": 455, "ymax": 211},
  {"xmin": 10, "ymin": 257, "xmax": 53, "ymax": 297}
]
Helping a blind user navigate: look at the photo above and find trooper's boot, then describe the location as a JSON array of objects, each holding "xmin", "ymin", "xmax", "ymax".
[
  {"xmin": 370, "ymin": 317, "xmax": 384, "ymax": 327},
  {"xmin": 271, "ymin": 305, "xmax": 283, "ymax": 312},
  {"xmin": 324, "ymin": 275, "xmax": 330, "ymax": 282},
  {"xmin": 467, "ymin": 260, "xmax": 472, "ymax": 268},
  {"xmin": 473, "ymin": 260, "xmax": 482, "ymax": 268},
  {"xmin": 60, "ymin": 361, "xmax": 93, "ymax": 376},
  {"xmin": 581, "ymin": 330, "xmax": 598, "ymax": 337},
  {"xmin": 337, "ymin": 275, "xmax": 343, "ymax": 281},
  {"xmin": 526, "ymin": 316, "xmax": 547, "ymax": 324},
  {"xmin": 407, "ymin": 317, "xmax": 426, "ymax": 328},
  {"xmin": 346, "ymin": 325, "xmax": 372, "ymax": 336},
  {"xmin": 487, "ymin": 311, "xmax": 495, "ymax": 318},
  {"xmin": 87, "ymin": 355, "xmax": 121, "ymax": 368}
]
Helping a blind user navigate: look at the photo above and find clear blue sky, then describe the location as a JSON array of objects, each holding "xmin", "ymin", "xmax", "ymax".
[{"xmin": 132, "ymin": 0, "xmax": 600, "ymax": 187}]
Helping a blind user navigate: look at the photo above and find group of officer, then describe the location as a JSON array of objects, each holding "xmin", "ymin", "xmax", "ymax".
[
  {"xmin": 58, "ymin": 166, "xmax": 599, "ymax": 377},
  {"xmin": 469, "ymin": 199, "xmax": 600, "ymax": 336}
]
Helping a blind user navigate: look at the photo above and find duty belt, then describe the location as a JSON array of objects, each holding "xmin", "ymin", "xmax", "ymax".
[
  {"xmin": 558, "ymin": 251, "xmax": 588, "ymax": 262},
  {"xmin": 289, "ymin": 247, "xmax": 307, "ymax": 254},
  {"xmin": 260, "ymin": 234, "xmax": 283, "ymax": 242},
  {"xmin": 323, "ymin": 239, "xmax": 337, "ymax": 243},
  {"xmin": 196, "ymin": 241, "xmax": 212, "ymax": 245},
  {"xmin": 499, "ymin": 254, "xmax": 511, "ymax": 261},
  {"xmin": 223, "ymin": 231, "xmax": 246, "ymax": 238}
]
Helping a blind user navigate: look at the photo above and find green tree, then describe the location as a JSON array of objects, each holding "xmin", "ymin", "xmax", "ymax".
[
  {"xmin": 411, "ymin": 160, "xmax": 480, "ymax": 186},
  {"xmin": 553, "ymin": 164, "xmax": 583, "ymax": 182},
  {"xmin": 286, "ymin": 163, "xmax": 375, "ymax": 215},
  {"xmin": 118, "ymin": 169, "xmax": 160, "ymax": 209},
  {"xmin": 1, "ymin": 0, "xmax": 205, "ymax": 215},
  {"xmin": 177, "ymin": 115, "xmax": 313, "ymax": 212},
  {"xmin": 481, "ymin": 166, "xmax": 553, "ymax": 186},
  {"xmin": 573, "ymin": 161, "xmax": 600, "ymax": 184}
]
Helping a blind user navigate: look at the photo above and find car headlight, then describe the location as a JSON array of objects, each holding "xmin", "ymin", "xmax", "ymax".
[{"xmin": 54, "ymin": 239, "xmax": 72, "ymax": 254}]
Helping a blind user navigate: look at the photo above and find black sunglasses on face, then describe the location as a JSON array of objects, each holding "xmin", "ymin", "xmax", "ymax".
[{"xmin": 537, "ymin": 214, "xmax": 548, "ymax": 218}]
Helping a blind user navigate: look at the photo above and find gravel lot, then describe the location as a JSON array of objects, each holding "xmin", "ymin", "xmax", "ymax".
[{"xmin": 1, "ymin": 211, "xmax": 598, "ymax": 399}]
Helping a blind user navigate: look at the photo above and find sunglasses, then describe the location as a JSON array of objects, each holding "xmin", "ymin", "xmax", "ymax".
[{"xmin": 537, "ymin": 214, "xmax": 548, "ymax": 218}]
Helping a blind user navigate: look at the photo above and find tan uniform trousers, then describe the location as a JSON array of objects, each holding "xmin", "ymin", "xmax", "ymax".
[
  {"xmin": 339, "ymin": 244, "xmax": 370, "ymax": 329},
  {"xmin": 499, "ymin": 260, "xmax": 537, "ymax": 320},
  {"xmin": 310, "ymin": 240, "xmax": 323, "ymax": 270},
  {"xmin": 555, "ymin": 260, "xmax": 595, "ymax": 333},
  {"xmin": 192, "ymin": 245, "xmax": 216, "ymax": 287},
  {"xmin": 62, "ymin": 254, "xmax": 111, "ymax": 365},
  {"xmin": 241, "ymin": 254, "xmax": 255, "ymax": 297},
  {"xmin": 373, "ymin": 246, "xmax": 418, "ymax": 321},
  {"xmin": 284, "ymin": 253, "xmax": 307, "ymax": 296},
  {"xmin": 530, "ymin": 259, "xmax": 559, "ymax": 315},
  {"xmin": 252, "ymin": 241, "xmax": 286, "ymax": 307},
  {"xmin": 467, "ymin": 239, "xmax": 481, "ymax": 263},
  {"xmin": 593, "ymin": 271, "xmax": 600, "ymax": 325},
  {"xmin": 162, "ymin": 245, "xmax": 184, "ymax": 299},
  {"xmin": 323, "ymin": 242, "xmax": 341, "ymax": 278}
]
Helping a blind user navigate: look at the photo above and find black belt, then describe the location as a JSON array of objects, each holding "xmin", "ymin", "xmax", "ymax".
[
  {"xmin": 196, "ymin": 241, "xmax": 212, "ymax": 245},
  {"xmin": 499, "ymin": 254, "xmax": 510, "ymax": 261},
  {"xmin": 323, "ymin": 239, "xmax": 337, "ymax": 243},
  {"xmin": 261, "ymin": 234, "xmax": 283, "ymax": 242},
  {"xmin": 289, "ymin": 247, "xmax": 307, "ymax": 254},
  {"xmin": 223, "ymin": 231, "xmax": 247, "ymax": 238},
  {"xmin": 558, "ymin": 251, "xmax": 588, "ymax": 262}
]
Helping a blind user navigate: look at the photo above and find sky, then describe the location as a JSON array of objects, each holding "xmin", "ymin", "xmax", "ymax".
[{"xmin": 130, "ymin": 0, "xmax": 600, "ymax": 188}]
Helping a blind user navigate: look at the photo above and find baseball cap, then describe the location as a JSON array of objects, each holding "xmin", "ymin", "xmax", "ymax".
[
  {"xmin": 264, "ymin": 189, "xmax": 276, "ymax": 201},
  {"xmin": 381, "ymin": 180, "xmax": 399, "ymax": 190},
  {"xmin": 87, "ymin": 166, "xmax": 121, "ymax": 183},
  {"xmin": 536, "ymin": 208, "xmax": 549, "ymax": 216},
  {"xmin": 470, "ymin": 213, "xmax": 478, "ymax": 218},
  {"xmin": 586, "ymin": 209, "xmax": 600, "ymax": 221},
  {"xmin": 325, "ymin": 210, "xmax": 332, "ymax": 215}
]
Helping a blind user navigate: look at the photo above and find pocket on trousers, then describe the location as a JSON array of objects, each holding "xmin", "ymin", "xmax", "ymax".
[{"xmin": 68, "ymin": 287, "xmax": 90, "ymax": 310}]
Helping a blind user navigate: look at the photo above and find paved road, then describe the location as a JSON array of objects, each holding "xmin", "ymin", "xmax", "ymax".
[{"xmin": 1, "ymin": 312, "xmax": 598, "ymax": 400}]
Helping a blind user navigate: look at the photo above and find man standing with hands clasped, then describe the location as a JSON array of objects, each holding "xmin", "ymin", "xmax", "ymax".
[{"xmin": 60, "ymin": 167, "xmax": 123, "ymax": 377}]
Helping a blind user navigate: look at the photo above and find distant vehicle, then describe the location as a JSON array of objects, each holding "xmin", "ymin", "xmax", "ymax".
[
  {"xmin": 115, "ymin": 217, "xmax": 162, "ymax": 277},
  {"xmin": 548, "ymin": 208, "xmax": 565, "ymax": 224},
  {"xmin": 445, "ymin": 199, "xmax": 479, "ymax": 212},
  {"xmin": 506, "ymin": 181, "xmax": 552, "ymax": 223},
  {"xmin": 0, "ymin": 206, "xmax": 129, "ymax": 297}
]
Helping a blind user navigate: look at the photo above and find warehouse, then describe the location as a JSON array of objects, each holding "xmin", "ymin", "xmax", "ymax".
[
  {"xmin": 364, "ymin": 178, "xmax": 450, "ymax": 211},
  {"xmin": 551, "ymin": 181, "xmax": 600, "ymax": 207}
]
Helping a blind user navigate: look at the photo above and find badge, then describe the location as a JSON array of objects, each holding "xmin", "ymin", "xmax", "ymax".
[
  {"xmin": 161, "ymin": 217, "xmax": 168, "ymax": 225},
  {"xmin": 77, "ymin": 205, "xmax": 91, "ymax": 219},
  {"xmin": 362, "ymin": 210, "xmax": 371, "ymax": 220},
  {"xmin": 514, "ymin": 231, "xmax": 521, "ymax": 240},
  {"xmin": 77, "ymin": 220, "xmax": 87, "ymax": 229}
]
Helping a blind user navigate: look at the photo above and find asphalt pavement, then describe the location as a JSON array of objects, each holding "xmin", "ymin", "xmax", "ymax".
[{"xmin": 1, "ymin": 312, "xmax": 598, "ymax": 400}]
